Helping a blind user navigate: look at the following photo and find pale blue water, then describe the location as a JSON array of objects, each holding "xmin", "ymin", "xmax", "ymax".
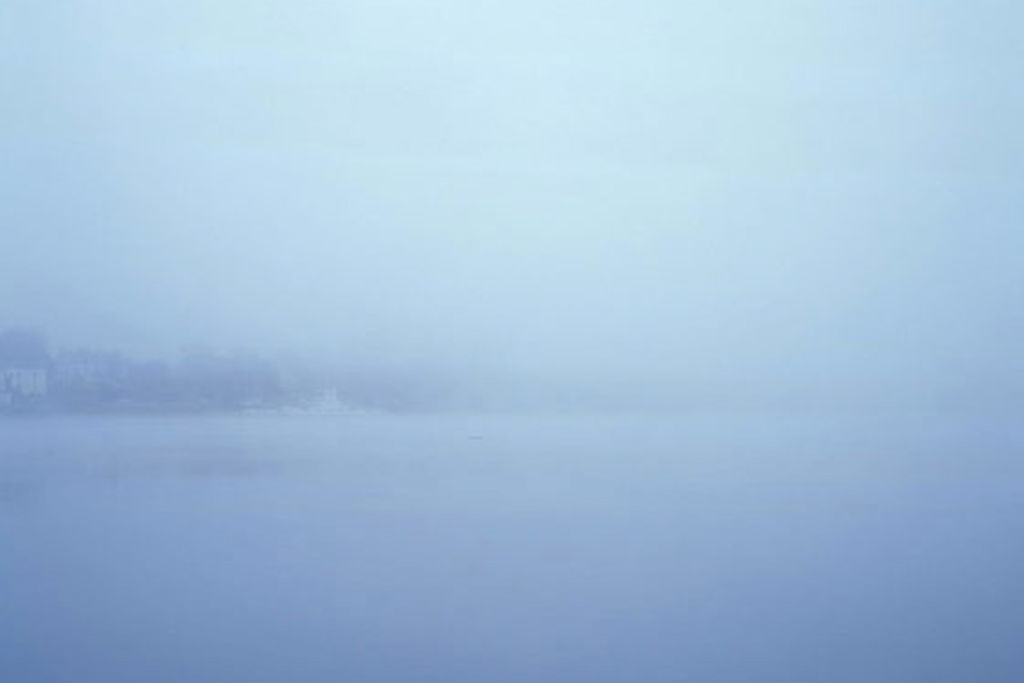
[{"xmin": 2, "ymin": 414, "xmax": 1023, "ymax": 682}]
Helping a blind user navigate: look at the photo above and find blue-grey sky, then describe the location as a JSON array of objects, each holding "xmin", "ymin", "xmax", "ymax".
[{"xmin": 1, "ymin": 1, "xmax": 1022, "ymax": 408}]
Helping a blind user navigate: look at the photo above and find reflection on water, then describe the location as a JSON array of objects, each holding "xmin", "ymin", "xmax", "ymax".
[{"xmin": 2, "ymin": 414, "xmax": 1023, "ymax": 682}]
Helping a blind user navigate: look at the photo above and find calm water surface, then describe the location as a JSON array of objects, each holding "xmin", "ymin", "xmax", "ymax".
[{"xmin": 2, "ymin": 414, "xmax": 1022, "ymax": 682}]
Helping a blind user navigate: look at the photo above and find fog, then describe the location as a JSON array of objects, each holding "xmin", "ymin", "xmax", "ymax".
[
  {"xmin": 3, "ymin": 5, "xmax": 1024, "ymax": 679},
  {"xmin": 3, "ymin": 414, "xmax": 1023, "ymax": 682},
  {"xmin": 3, "ymin": 0, "xmax": 1022, "ymax": 411}
]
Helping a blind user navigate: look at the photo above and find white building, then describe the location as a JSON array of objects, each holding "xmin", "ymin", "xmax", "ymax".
[{"xmin": 1, "ymin": 367, "xmax": 48, "ymax": 397}]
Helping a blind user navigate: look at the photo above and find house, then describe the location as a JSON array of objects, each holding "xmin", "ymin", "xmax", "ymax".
[
  {"xmin": 0, "ymin": 329, "xmax": 50, "ymax": 408},
  {"xmin": 1, "ymin": 367, "xmax": 47, "ymax": 398}
]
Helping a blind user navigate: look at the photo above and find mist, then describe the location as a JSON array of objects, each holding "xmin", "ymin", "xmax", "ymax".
[
  {"xmin": 4, "ymin": 1, "xmax": 1023, "ymax": 411},
  {"xmin": 4, "ymin": 5, "xmax": 1024, "ymax": 681}
]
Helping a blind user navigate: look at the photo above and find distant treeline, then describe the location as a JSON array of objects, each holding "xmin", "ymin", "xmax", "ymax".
[{"xmin": 0, "ymin": 329, "xmax": 453, "ymax": 414}]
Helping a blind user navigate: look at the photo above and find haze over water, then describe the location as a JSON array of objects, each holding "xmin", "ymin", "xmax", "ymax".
[
  {"xmin": 3, "ymin": 1, "xmax": 1023, "ymax": 680},
  {"xmin": 3, "ymin": 414, "xmax": 1023, "ymax": 682}
]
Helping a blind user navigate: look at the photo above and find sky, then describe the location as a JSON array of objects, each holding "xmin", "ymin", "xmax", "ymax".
[{"xmin": 1, "ymin": 0, "xmax": 1022, "ymax": 410}]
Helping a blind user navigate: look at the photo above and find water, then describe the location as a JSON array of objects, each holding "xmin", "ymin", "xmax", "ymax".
[{"xmin": 2, "ymin": 414, "xmax": 1023, "ymax": 682}]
